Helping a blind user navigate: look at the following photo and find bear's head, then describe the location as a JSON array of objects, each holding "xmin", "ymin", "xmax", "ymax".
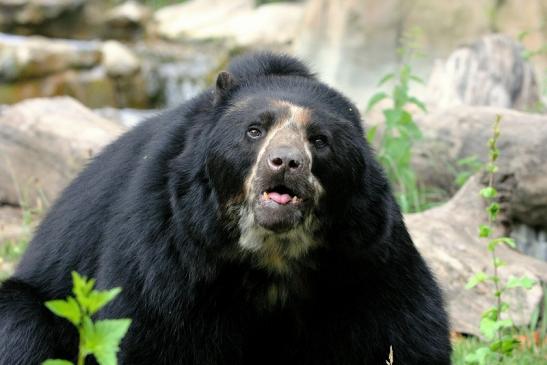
[{"xmin": 202, "ymin": 53, "xmax": 378, "ymax": 272}]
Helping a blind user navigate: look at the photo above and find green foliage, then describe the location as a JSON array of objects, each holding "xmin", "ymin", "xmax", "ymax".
[
  {"xmin": 455, "ymin": 155, "xmax": 483, "ymax": 187},
  {"xmin": 43, "ymin": 272, "xmax": 131, "ymax": 365},
  {"xmin": 452, "ymin": 332, "xmax": 546, "ymax": 365},
  {"xmin": 366, "ymin": 63, "xmax": 427, "ymax": 213},
  {"xmin": 0, "ymin": 204, "xmax": 42, "ymax": 280},
  {"xmin": 464, "ymin": 115, "xmax": 537, "ymax": 365}
]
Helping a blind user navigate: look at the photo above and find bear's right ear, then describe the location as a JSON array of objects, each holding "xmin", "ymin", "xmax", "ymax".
[{"xmin": 214, "ymin": 71, "xmax": 238, "ymax": 104}]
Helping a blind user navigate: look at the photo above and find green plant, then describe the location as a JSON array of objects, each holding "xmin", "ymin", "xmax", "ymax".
[
  {"xmin": 366, "ymin": 64, "xmax": 426, "ymax": 213},
  {"xmin": 0, "ymin": 203, "xmax": 43, "ymax": 280},
  {"xmin": 43, "ymin": 272, "xmax": 131, "ymax": 365},
  {"xmin": 464, "ymin": 115, "xmax": 537, "ymax": 365},
  {"xmin": 452, "ymin": 335, "xmax": 546, "ymax": 365},
  {"xmin": 455, "ymin": 155, "xmax": 483, "ymax": 188}
]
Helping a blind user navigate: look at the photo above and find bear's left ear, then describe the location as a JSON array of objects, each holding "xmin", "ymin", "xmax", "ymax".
[{"xmin": 214, "ymin": 71, "xmax": 238, "ymax": 104}]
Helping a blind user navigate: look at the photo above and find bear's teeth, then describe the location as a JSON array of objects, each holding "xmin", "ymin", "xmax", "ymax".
[
  {"xmin": 292, "ymin": 196, "xmax": 299, "ymax": 203},
  {"xmin": 262, "ymin": 192, "xmax": 270, "ymax": 200}
]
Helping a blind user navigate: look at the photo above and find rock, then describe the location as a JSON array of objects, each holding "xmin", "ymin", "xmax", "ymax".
[
  {"xmin": 511, "ymin": 224, "xmax": 547, "ymax": 262},
  {"xmin": 152, "ymin": 0, "xmax": 304, "ymax": 46},
  {"xmin": 0, "ymin": 0, "xmax": 86, "ymax": 28},
  {"xmin": 406, "ymin": 175, "xmax": 546, "ymax": 336},
  {"xmin": 0, "ymin": 34, "xmax": 150, "ymax": 108},
  {"xmin": 152, "ymin": 0, "xmax": 253, "ymax": 41},
  {"xmin": 105, "ymin": 1, "xmax": 151, "ymax": 40},
  {"xmin": 102, "ymin": 40, "xmax": 141, "ymax": 78},
  {"xmin": 0, "ymin": 97, "xmax": 124, "ymax": 207},
  {"xmin": 426, "ymin": 34, "xmax": 540, "ymax": 110},
  {"xmin": 413, "ymin": 106, "xmax": 547, "ymax": 229},
  {"xmin": 293, "ymin": 0, "xmax": 547, "ymax": 104},
  {"xmin": 0, "ymin": 67, "xmax": 119, "ymax": 108},
  {"xmin": 0, "ymin": 32, "xmax": 101, "ymax": 81}
]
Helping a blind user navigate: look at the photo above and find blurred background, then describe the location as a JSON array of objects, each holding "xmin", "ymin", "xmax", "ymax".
[{"xmin": 0, "ymin": 0, "xmax": 546, "ymax": 363}]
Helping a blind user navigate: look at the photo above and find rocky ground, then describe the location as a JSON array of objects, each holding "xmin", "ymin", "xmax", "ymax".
[{"xmin": 0, "ymin": 0, "xmax": 546, "ymax": 337}]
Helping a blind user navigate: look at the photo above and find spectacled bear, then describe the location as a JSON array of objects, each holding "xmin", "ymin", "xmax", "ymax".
[{"xmin": 0, "ymin": 52, "xmax": 451, "ymax": 364}]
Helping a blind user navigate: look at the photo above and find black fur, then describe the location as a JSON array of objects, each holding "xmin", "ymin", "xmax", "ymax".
[{"xmin": 0, "ymin": 52, "xmax": 451, "ymax": 364}]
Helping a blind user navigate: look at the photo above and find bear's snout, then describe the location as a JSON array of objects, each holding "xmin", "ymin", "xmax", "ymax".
[{"xmin": 267, "ymin": 145, "xmax": 306, "ymax": 173}]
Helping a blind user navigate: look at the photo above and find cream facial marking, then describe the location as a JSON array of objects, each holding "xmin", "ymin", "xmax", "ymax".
[
  {"xmin": 244, "ymin": 101, "xmax": 312, "ymax": 197},
  {"xmin": 237, "ymin": 100, "xmax": 325, "ymax": 273}
]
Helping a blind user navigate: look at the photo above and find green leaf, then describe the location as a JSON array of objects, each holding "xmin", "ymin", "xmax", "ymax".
[
  {"xmin": 86, "ymin": 288, "xmax": 122, "ymax": 315},
  {"xmin": 479, "ymin": 224, "xmax": 492, "ymax": 238},
  {"xmin": 506, "ymin": 276, "xmax": 536, "ymax": 289},
  {"xmin": 377, "ymin": 73, "xmax": 395, "ymax": 86},
  {"xmin": 408, "ymin": 96, "xmax": 427, "ymax": 112},
  {"xmin": 42, "ymin": 360, "xmax": 74, "ymax": 365},
  {"xmin": 366, "ymin": 92, "xmax": 388, "ymax": 112},
  {"xmin": 366, "ymin": 125, "xmax": 378, "ymax": 144},
  {"xmin": 480, "ymin": 187, "xmax": 497, "ymax": 199},
  {"xmin": 45, "ymin": 297, "xmax": 81, "ymax": 326},
  {"xmin": 464, "ymin": 347, "xmax": 493, "ymax": 365},
  {"xmin": 466, "ymin": 272, "xmax": 488, "ymax": 289},
  {"xmin": 85, "ymin": 319, "xmax": 132, "ymax": 365},
  {"xmin": 458, "ymin": 155, "xmax": 481, "ymax": 167},
  {"xmin": 494, "ymin": 257, "xmax": 506, "ymax": 268},
  {"xmin": 490, "ymin": 336, "xmax": 519, "ymax": 355},
  {"xmin": 480, "ymin": 317, "xmax": 513, "ymax": 341},
  {"xmin": 486, "ymin": 203, "xmax": 500, "ymax": 220},
  {"xmin": 488, "ymin": 237, "xmax": 516, "ymax": 252},
  {"xmin": 72, "ymin": 271, "xmax": 95, "ymax": 307},
  {"xmin": 409, "ymin": 74, "xmax": 425, "ymax": 85}
]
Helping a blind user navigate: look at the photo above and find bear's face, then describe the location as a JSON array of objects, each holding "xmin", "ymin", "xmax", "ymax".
[{"xmin": 206, "ymin": 83, "xmax": 368, "ymax": 269}]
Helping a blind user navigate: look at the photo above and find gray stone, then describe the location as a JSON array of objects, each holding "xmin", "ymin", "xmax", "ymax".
[
  {"xmin": 406, "ymin": 175, "xmax": 546, "ymax": 336},
  {"xmin": 413, "ymin": 106, "xmax": 547, "ymax": 229},
  {"xmin": 426, "ymin": 34, "xmax": 540, "ymax": 110},
  {"xmin": 102, "ymin": 40, "xmax": 141, "ymax": 78},
  {"xmin": 151, "ymin": 0, "xmax": 304, "ymax": 46},
  {"xmin": 0, "ymin": 0, "xmax": 86, "ymax": 27},
  {"xmin": 0, "ymin": 97, "xmax": 124, "ymax": 207},
  {"xmin": 105, "ymin": 1, "xmax": 151, "ymax": 40},
  {"xmin": 0, "ymin": 32, "xmax": 101, "ymax": 81}
]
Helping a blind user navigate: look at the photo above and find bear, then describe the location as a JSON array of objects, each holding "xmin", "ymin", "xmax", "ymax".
[{"xmin": 0, "ymin": 52, "xmax": 451, "ymax": 365}]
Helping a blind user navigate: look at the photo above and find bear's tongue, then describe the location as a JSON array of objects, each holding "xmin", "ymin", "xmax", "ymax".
[{"xmin": 269, "ymin": 192, "xmax": 292, "ymax": 205}]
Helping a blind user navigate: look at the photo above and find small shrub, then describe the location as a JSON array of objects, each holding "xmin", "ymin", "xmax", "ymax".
[
  {"xmin": 43, "ymin": 272, "xmax": 131, "ymax": 365},
  {"xmin": 366, "ymin": 62, "xmax": 427, "ymax": 213},
  {"xmin": 464, "ymin": 115, "xmax": 537, "ymax": 365}
]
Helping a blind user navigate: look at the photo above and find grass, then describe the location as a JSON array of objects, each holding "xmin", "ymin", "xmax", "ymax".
[
  {"xmin": 0, "ymin": 205, "xmax": 41, "ymax": 280},
  {"xmin": 452, "ymin": 336, "xmax": 546, "ymax": 365}
]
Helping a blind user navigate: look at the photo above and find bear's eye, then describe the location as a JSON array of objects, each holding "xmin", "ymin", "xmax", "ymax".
[
  {"xmin": 247, "ymin": 127, "xmax": 263, "ymax": 139},
  {"xmin": 311, "ymin": 135, "xmax": 328, "ymax": 149}
]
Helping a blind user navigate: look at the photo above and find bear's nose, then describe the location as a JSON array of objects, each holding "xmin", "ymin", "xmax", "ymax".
[{"xmin": 267, "ymin": 146, "xmax": 304, "ymax": 173}]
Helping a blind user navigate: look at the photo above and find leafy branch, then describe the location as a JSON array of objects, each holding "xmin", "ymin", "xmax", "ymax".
[
  {"xmin": 464, "ymin": 115, "xmax": 537, "ymax": 365},
  {"xmin": 43, "ymin": 272, "xmax": 131, "ymax": 365}
]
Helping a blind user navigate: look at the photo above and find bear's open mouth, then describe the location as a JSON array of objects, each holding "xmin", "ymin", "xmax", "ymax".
[{"xmin": 260, "ymin": 185, "xmax": 303, "ymax": 205}]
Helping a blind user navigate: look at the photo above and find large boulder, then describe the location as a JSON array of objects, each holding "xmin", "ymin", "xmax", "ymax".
[
  {"xmin": 406, "ymin": 176, "xmax": 546, "ymax": 336},
  {"xmin": 426, "ymin": 34, "xmax": 540, "ymax": 110},
  {"xmin": 0, "ymin": 33, "xmax": 149, "ymax": 108},
  {"xmin": 102, "ymin": 40, "xmax": 141, "ymax": 78},
  {"xmin": 105, "ymin": 0, "xmax": 151, "ymax": 40},
  {"xmin": 0, "ymin": 97, "xmax": 124, "ymax": 207},
  {"xmin": 0, "ymin": 32, "xmax": 101, "ymax": 81},
  {"xmin": 152, "ymin": 0, "xmax": 304, "ymax": 47},
  {"xmin": 293, "ymin": 0, "xmax": 547, "ymax": 103},
  {"xmin": 0, "ymin": 0, "xmax": 86, "ymax": 29},
  {"xmin": 413, "ymin": 106, "xmax": 547, "ymax": 230}
]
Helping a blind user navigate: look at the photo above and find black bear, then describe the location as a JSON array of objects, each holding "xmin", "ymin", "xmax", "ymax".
[{"xmin": 0, "ymin": 53, "xmax": 451, "ymax": 364}]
